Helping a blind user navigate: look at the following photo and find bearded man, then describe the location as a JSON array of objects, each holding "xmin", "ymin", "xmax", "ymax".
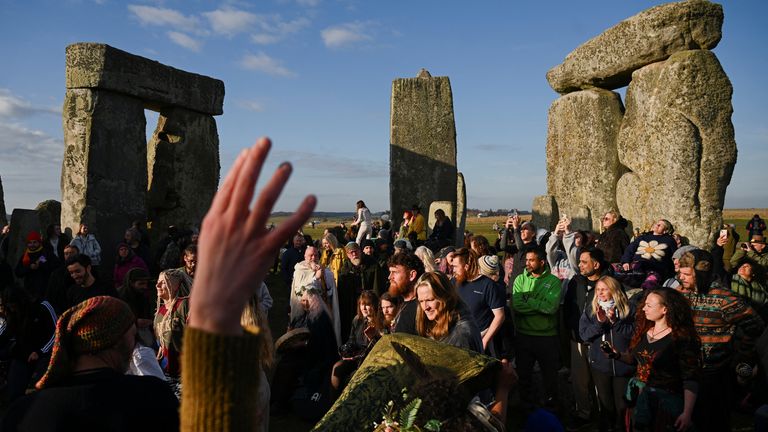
[
  {"xmin": 387, "ymin": 252, "xmax": 425, "ymax": 335},
  {"xmin": 451, "ymin": 248, "xmax": 505, "ymax": 355},
  {"xmin": 292, "ymin": 246, "xmax": 339, "ymax": 345},
  {"xmin": 336, "ymin": 242, "xmax": 377, "ymax": 338}
]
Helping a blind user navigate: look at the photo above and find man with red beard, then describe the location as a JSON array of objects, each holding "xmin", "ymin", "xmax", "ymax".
[
  {"xmin": 452, "ymin": 248, "xmax": 505, "ymax": 355},
  {"xmin": 387, "ymin": 252, "xmax": 425, "ymax": 335}
]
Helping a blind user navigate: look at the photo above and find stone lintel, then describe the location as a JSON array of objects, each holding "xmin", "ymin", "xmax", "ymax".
[{"xmin": 66, "ymin": 43, "xmax": 224, "ymax": 115}]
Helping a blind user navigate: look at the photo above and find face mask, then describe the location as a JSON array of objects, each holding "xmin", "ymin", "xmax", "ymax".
[{"xmin": 598, "ymin": 298, "xmax": 615, "ymax": 312}]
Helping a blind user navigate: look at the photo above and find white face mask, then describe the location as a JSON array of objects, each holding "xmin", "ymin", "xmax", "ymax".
[{"xmin": 598, "ymin": 298, "xmax": 615, "ymax": 312}]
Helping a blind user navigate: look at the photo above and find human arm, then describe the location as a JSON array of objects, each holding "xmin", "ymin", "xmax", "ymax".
[
  {"xmin": 674, "ymin": 389, "xmax": 696, "ymax": 431},
  {"xmin": 562, "ymin": 230, "xmax": 579, "ymax": 273},
  {"xmin": 620, "ymin": 237, "xmax": 640, "ymax": 267},
  {"xmin": 578, "ymin": 309, "xmax": 607, "ymax": 343},
  {"xmin": 181, "ymin": 138, "xmax": 316, "ymax": 431},
  {"xmin": 730, "ymin": 248, "xmax": 747, "ymax": 268},
  {"xmin": 512, "ymin": 276, "xmax": 560, "ymax": 315},
  {"xmin": 258, "ymin": 282, "xmax": 273, "ymax": 312},
  {"xmin": 92, "ymin": 237, "xmax": 102, "ymax": 259},
  {"xmin": 482, "ymin": 308, "xmax": 505, "ymax": 350},
  {"xmin": 489, "ymin": 359, "xmax": 517, "ymax": 423},
  {"xmin": 545, "ymin": 230, "xmax": 561, "ymax": 272}
]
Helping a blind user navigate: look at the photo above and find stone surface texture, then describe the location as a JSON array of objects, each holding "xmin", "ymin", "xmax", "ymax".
[
  {"xmin": 547, "ymin": 0, "xmax": 723, "ymax": 93},
  {"xmin": 390, "ymin": 71, "xmax": 458, "ymax": 231},
  {"xmin": 532, "ymin": 195, "xmax": 559, "ymax": 232},
  {"xmin": 147, "ymin": 107, "xmax": 220, "ymax": 248},
  {"xmin": 546, "ymin": 89, "xmax": 625, "ymax": 231},
  {"xmin": 616, "ymin": 49, "xmax": 736, "ymax": 246},
  {"xmin": 61, "ymin": 88, "xmax": 148, "ymax": 271},
  {"xmin": 66, "ymin": 43, "xmax": 224, "ymax": 115},
  {"xmin": 456, "ymin": 172, "xmax": 466, "ymax": 247},
  {"xmin": 7, "ymin": 209, "xmax": 43, "ymax": 274},
  {"xmin": 35, "ymin": 200, "xmax": 62, "ymax": 235}
]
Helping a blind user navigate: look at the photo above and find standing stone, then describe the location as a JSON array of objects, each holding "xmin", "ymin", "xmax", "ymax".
[
  {"xmin": 61, "ymin": 88, "xmax": 147, "ymax": 270},
  {"xmin": 390, "ymin": 69, "xmax": 458, "ymax": 232},
  {"xmin": 61, "ymin": 43, "xmax": 225, "ymax": 273},
  {"xmin": 0, "ymin": 175, "xmax": 7, "ymax": 227},
  {"xmin": 7, "ymin": 209, "xmax": 43, "ymax": 274},
  {"xmin": 147, "ymin": 107, "xmax": 220, "ymax": 249},
  {"xmin": 547, "ymin": 0, "xmax": 723, "ymax": 93},
  {"xmin": 546, "ymin": 89, "xmax": 625, "ymax": 231},
  {"xmin": 35, "ymin": 200, "xmax": 62, "ymax": 234},
  {"xmin": 456, "ymin": 172, "xmax": 467, "ymax": 247},
  {"xmin": 616, "ymin": 49, "xmax": 736, "ymax": 247},
  {"xmin": 532, "ymin": 195, "xmax": 559, "ymax": 232},
  {"xmin": 427, "ymin": 201, "xmax": 454, "ymax": 239}
]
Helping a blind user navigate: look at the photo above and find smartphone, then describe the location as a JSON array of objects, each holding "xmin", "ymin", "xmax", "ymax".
[
  {"xmin": 600, "ymin": 340, "xmax": 614, "ymax": 354},
  {"xmin": 720, "ymin": 229, "xmax": 728, "ymax": 238}
]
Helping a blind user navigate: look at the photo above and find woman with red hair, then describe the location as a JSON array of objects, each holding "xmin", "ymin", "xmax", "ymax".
[{"xmin": 605, "ymin": 288, "xmax": 701, "ymax": 431}]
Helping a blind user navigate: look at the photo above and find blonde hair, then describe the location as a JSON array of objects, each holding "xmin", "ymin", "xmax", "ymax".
[
  {"xmin": 591, "ymin": 275, "xmax": 630, "ymax": 319},
  {"xmin": 415, "ymin": 246, "xmax": 436, "ymax": 273},
  {"xmin": 241, "ymin": 292, "xmax": 274, "ymax": 370},
  {"xmin": 415, "ymin": 272, "xmax": 460, "ymax": 341}
]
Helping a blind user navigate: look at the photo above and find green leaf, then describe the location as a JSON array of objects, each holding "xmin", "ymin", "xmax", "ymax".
[
  {"xmin": 399, "ymin": 398, "xmax": 422, "ymax": 428},
  {"xmin": 424, "ymin": 419, "xmax": 441, "ymax": 431}
]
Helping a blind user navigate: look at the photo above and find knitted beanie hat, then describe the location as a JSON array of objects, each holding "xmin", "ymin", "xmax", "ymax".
[
  {"xmin": 36, "ymin": 296, "xmax": 136, "ymax": 389},
  {"xmin": 671, "ymin": 245, "xmax": 698, "ymax": 261},
  {"xmin": 478, "ymin": 255, "xmax": 500, "ymax": 277},
  {"xmin": 27, "ymin": 231, "xmax": 42, "ymax": 242}
]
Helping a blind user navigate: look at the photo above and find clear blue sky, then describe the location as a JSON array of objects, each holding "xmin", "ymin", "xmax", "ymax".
[{"xmin": 1, "ymin": 0, "xmax": 766, "ymax": 214}]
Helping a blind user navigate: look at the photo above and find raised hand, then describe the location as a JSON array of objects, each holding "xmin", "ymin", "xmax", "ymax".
[{"xmin": 189, "ymin": 137, "xmax": 316, "ymax": 335}]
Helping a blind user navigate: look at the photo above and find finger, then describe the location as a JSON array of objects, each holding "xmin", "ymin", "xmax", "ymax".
[
  {"xmin": 247, "ymin": 162, "xmax": 293, "ymax": 232},
  {"xmin": 208, "ymin": 148, "xmax": 249, "ymax": 215},
  {"xmin": 229, "ymin": 137, "xmax": 271, "ymax": 220},
  {"xmin": 266, "ymin": 195, "xmax": 317, "ymax": 251}
]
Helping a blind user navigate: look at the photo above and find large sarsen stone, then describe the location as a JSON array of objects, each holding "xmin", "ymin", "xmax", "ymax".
[
  {"xmin": 546, "ymin": 89, "xmax": 625, "ymax": 231},
  {"xmin": 547, "ymin": 1, "xmax": 723, "ymax": 93},
  {"xmin": 616, "ymin": 49, "xmax": 736, "ymax": 247}
]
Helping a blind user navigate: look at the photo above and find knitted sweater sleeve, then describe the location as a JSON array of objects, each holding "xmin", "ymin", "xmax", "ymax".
[{"xmin": 181, "ymin": 326, "xmax": 261, "ymax": 432}]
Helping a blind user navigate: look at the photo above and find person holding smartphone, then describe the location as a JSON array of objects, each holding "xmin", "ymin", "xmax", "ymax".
[{"xmin": 578, "ymin": 276, "xmax": 635, "ymax": 431}]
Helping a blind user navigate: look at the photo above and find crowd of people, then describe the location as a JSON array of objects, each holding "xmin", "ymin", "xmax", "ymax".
[{"xmin": 0, "ymin": 136, "xmax": 766, "ymax": 431}]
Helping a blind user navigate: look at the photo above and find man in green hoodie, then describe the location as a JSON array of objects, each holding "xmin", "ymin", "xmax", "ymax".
[{"xmin": 512, "ymin": 246, "xmax": 562, "ymax": 412}]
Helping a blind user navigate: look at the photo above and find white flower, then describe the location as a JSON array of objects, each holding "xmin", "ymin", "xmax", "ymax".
[{"xmin": 635, "ymin": 240, "xmax": 667, "ymax": 260}]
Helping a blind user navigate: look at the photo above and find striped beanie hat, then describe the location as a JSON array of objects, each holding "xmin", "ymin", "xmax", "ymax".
[
  {"xmin": 478, "ymin": 255, "xmax": 500, "ymax": 277},
  {"xmin": 36, "ymin": 296, "xmax": 136, "ymax": 389}
]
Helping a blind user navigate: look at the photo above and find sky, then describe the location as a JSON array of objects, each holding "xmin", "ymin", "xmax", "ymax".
[{"xmin": 1, "ymin": 0, "xmax": 766, "ymax": 214}]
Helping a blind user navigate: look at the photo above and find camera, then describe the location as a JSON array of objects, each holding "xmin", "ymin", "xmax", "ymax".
[
  {"xmin": 600, "ymin": 340, "xmax": 614, "ymax": 354},
  {"xmin": 338, "ymin": 342, "xmax": 364, "ymax": 359}
]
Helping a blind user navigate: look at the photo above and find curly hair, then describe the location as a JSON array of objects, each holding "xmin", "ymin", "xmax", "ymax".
[
  {"xmin": 415, "ymin": 272, "xmax": 461, "ymax": 341},
  {"xmin": 470, "ymin": 235, "xmax": 492, "ymax": 256},
  {"xmin": 388, "ymin": 251, "xmax": 425, "ymax": 277},
  {"xmin": 630, "ymin": 287, "xmax": 699, "ymax": 350}
]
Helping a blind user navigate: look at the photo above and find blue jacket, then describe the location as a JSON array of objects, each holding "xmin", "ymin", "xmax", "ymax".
[{"xmin": 579, "ymin": 303, "xmax": 635, "ymax": 377}]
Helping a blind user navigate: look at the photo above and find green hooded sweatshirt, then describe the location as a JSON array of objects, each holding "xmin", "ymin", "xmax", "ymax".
[{"xmin": 512, "ymin": 267, "xmax": 561, "ymax": 336}]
